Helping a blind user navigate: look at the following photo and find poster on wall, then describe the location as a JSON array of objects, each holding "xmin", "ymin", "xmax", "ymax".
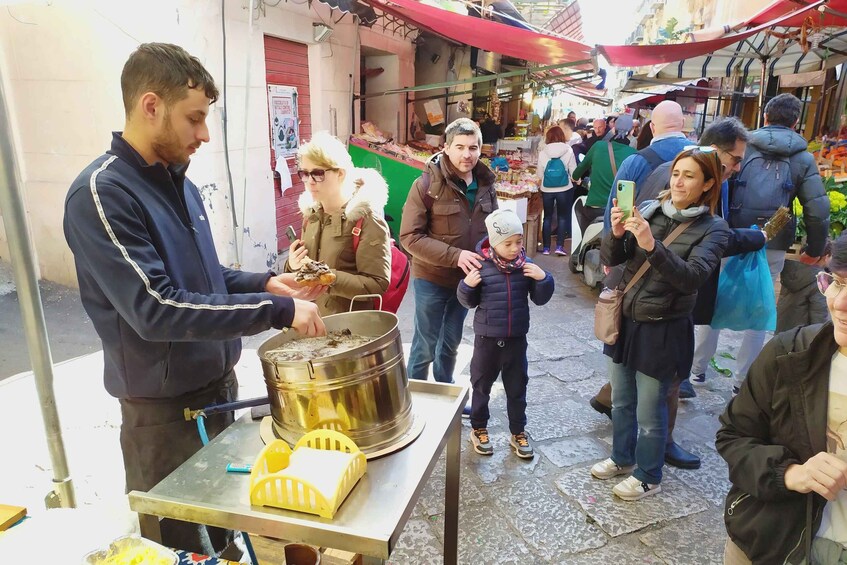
[
  {"xmin": 424, "ymin": 100, "xmax": 445, "ymax": 126},
  {"xmin": 268, "ymin": 85, "xmax": 299, "ymax": 159}
]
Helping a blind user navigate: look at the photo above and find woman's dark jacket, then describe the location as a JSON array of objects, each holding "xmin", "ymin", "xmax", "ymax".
[
  {"xmin": 600, "ymin": 203, "xmax": 730, "ymax": 322},
  {"xmin": 716, "ymin": 323, "xmax": 836, "ymax": 564},
  {"xmin": 456, "ymin": 238, "xmax": 554, "ymax": 337}
]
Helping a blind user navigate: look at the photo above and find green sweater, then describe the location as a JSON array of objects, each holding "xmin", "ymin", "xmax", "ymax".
[{"xmin": 573, "ymin": 140, "xmax": 636, "ymax": 208}]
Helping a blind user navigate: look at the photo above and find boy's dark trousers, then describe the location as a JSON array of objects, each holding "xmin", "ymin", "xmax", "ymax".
[{"xmin": 469, "ymin": 334, "xmax": 529, "ymax": 435}]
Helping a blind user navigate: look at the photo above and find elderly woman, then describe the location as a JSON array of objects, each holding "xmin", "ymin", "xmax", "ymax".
[
  {"xmin": 286, "ymin": 131, "xmax": 391, "ymax": 315},
  {"xmin": 717, "ymin": 234, "xmax": 847, "ymax": 564},
  {"xmin": 590, "ymin": 147, "xmax": 730, "ymax": 501}
]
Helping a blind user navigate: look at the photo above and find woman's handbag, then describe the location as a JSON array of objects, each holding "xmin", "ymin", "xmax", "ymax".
[{"xmin": 594, "ymin": 220, "xmax": 692, "ymax": 345}]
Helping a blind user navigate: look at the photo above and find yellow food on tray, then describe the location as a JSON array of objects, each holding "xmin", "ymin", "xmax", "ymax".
[{"xmin": 83, "ymin": 535, "xmax": 177, "ymax": 565}]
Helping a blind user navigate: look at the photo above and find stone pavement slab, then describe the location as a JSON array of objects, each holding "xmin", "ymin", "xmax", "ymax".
[
  {"xmin": 555, "ymin": 467, "xmax": 711, "ymax": 538},
  {"xmin": 493, "ymin": 477, "xmax": 607, "ymax": 561}
]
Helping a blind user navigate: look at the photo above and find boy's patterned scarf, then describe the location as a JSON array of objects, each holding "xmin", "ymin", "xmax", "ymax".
[{"xmin": 483, "ymin": 245, "xmax": 527, "ymax": 274}]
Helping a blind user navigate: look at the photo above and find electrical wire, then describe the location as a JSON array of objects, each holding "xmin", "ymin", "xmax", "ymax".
[{"xmin": 220, "ymin": 0, "xmax": 241, "ymax": 265}]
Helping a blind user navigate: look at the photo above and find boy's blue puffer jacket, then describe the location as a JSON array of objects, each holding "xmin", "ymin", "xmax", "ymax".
[{"xmin": 457, "ymin": 237, "xmax": 554, "ymax": 337}]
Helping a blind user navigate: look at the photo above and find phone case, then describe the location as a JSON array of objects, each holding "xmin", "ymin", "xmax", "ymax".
[{"xmin": 617, "ymin": 181, "xmax": 635, "ymax": 219}]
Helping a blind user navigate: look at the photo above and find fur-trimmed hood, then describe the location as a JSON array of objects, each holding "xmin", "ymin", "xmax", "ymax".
[{"xmin": 298, "ymin": 167, "xmax": 389, "ymax": 221}]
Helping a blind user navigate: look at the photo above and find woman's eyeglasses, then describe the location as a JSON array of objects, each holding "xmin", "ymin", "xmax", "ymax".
[
  {"xmin": 816, "ymin": 270, "xmax": 847, "ymax": 297},
  {"xmin": 297, "ymin": 168, "xmax": 337, "ymax": 182}
]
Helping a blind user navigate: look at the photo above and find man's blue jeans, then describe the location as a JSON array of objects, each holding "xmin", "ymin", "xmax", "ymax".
[
  {"xmin": 608, "ymin": 359, "xmax": 669, "ymax": 485},
  {"xmin": 407, "ymin": 278, "xmax": 468, "ymax": 383}
]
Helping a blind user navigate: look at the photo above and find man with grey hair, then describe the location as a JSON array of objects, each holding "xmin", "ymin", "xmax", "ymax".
[
  {"xmin": 692, "ymin": 93, "xmax": 829, "ymax": 395},
  {"xmin": 400, "ymin": 118, "xmax": 498, "ymax": 383}
]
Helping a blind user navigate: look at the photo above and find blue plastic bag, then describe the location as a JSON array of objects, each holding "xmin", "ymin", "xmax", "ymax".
[{"xmin": 710, "ymin": 248, "xmax": 776, "ymax": 332}]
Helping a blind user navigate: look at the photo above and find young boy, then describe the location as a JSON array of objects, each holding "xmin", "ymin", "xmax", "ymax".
[{"xmin": 457, "ymin": 209, "xmax": 555, "ymax": 459}]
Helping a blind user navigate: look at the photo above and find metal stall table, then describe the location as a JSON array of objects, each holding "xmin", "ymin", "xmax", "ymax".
[{"xmin": 129, "ymin": 380, "xmax": 468, "ymax": 564}]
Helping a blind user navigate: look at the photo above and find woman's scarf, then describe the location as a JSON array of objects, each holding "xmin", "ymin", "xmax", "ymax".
[
  {"xmin": 661, "ymin": 198, "xmax": 709, "ymax": 222},
  {"xmin": 483, "ymin": 243, "xmax": 527, "ymax": 273}
]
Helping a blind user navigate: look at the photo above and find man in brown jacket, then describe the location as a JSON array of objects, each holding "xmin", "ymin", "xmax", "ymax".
[{"xmin": 400, "ymin": 118, "xmax": 498, "ymax": 382}]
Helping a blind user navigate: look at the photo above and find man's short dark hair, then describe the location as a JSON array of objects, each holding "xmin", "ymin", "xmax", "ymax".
[
  {"xmin": 699, "ymin": 117, "xmax": 750, "ymax": 151},
  {"xmin": 121, "ymin": 43, "xmax": 219, "ymax": 117},
  {"xmin": 764, "ymin": 93, "xmax": 802, "ymax": 128}
]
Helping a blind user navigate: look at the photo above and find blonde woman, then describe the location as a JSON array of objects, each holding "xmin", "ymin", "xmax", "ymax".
[{"xmin": 286, "ymin": 132, "xmax": 391, "ymax": 315}]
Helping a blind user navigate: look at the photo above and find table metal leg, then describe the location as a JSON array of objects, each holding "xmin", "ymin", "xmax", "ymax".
[
  {"xmin": 444, "ymin": 415, "xmax": 461, "ymax": 565},
  {"xmin": 137, "ymin": 513, "xmax": 162, "ymax": 543}
]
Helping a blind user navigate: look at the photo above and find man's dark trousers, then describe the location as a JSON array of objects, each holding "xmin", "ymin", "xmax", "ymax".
[{"xmin": 119, "ymin": 372, "xmax": 237, "ymax": 555}]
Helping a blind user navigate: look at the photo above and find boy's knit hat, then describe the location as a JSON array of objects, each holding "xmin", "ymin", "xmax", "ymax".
[{"xmin": 485, "ymin": 209, "xmax": 524, "ymax": 248}]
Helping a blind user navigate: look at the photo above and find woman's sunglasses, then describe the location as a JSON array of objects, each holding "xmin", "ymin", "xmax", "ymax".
[
  {"xmin": 297, "ymin": 168, "xmax": 337, "ymax": 182},
  {"xmin": 683, "ymin": 145, "xmax": 717, "ymax": 154},
  {"xmin": 817, "ymin": 270, "xmax": 847, "ymax": 297}
]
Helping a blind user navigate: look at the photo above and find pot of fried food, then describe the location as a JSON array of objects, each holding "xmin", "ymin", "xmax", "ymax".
[
  {"xmin": 295, "ymin": 259, "xmax": 337, "ymax": 286},
  {"xmin": 258, "ymin": 310, "xmax": 412, "ymax": 454}
]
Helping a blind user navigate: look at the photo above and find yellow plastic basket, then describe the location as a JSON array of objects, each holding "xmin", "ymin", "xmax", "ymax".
[{"xmin": 249, "ymin": 429, "xmax": 367, "ymax": 519}]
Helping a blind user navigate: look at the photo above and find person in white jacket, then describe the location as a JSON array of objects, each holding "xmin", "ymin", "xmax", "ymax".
[{"xmin": 536, "ymin": 126, "xmax": 578, "ymax": 255}]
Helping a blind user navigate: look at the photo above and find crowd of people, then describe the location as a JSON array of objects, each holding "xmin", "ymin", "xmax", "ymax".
[{"xmin": 60, "ymin": 41, "xmax": 847, "ymax": 564}]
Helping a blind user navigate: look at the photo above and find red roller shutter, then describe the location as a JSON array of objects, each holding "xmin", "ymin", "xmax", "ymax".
[{"xmin": 264, "ymin": 35, "xmax": 311, "ymax": 248}]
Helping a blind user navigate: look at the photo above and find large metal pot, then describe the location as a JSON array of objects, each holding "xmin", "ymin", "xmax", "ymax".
[{"xmin": 257, "ymin": 310, "xmax": 412, "ymax": 454}]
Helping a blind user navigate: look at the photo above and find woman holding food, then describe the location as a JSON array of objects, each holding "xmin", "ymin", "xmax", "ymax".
[{"xmin": 286, "ymin": 131, "xmax": 392, "ymax": 315}]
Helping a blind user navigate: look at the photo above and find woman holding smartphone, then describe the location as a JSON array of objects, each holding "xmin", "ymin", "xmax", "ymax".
[
  {"xmin": 590, "ymin": 147, "xmax": 730, "ymax": 501},
  {"xmin": 286, "ymin": 131, "xmax": 391, "ymax": 315}
]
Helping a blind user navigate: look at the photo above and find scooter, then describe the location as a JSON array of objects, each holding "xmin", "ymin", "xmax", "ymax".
[{"xmin": 569, "ymin": 195, "xmax": 605, "ymax": 288}]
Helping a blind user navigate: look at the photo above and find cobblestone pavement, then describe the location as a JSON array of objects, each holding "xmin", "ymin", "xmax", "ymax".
[{"xmin": 0, "ymin": 251, "xmax": 753, "ymax": 563}]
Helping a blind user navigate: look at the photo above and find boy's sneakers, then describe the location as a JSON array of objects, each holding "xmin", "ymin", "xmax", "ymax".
[
  {"xmin": 470, "ymin": 428, "xmax": 493, "ymax": 455},
  {"xmin": 510, "ymin": 432, "xmax": 534, "ymax": 459},
  {"xmin": 612, "ymin": 475, "xmax": 661, "ymax": 501},
  {"xmin": 462, "ymin": 404, "xmax": 471, "ymax": 418},
  {"xmin": 690, "ymin": 372, "xmax": 707, "ymax": 386},
  {"xmin": 590, "ymin": 458, "xmax": 636, "ymax": 480},
  {"xmin": 554, "ymin": 246, "xmax": 567, "ymax": 256},
  {"xmin": 542, "ymin": 247, "xmax": 551, "ymax": 255}
]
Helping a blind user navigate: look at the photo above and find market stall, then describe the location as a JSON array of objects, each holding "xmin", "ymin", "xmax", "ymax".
[{"xmin": 347, "ymin": 124, "xmax": 436, "ymax": 238}]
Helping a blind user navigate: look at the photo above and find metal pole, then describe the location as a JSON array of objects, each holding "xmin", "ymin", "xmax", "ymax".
[
  {"xmin": 757, "ymin": 58, "xmax": 768, "ymax": 129},
  {"xmin": 0, "ymin": 69, "xmax": 75, "ymax": 507}
]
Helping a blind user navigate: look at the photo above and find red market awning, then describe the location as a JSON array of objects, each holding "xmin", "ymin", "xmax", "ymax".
[
  {"xmin": 596, "ymin": 0, "xmax": 831, "ymax": 68},
  {"xmin": 361, "ymin": 0, "xmax": 594, "ymax": 70},
  {"xmin": 746, "ymin": 0, "xmax": 847, "ymax": 27}
]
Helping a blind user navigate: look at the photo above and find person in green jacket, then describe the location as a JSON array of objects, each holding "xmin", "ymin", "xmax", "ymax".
[{"xmin": 572, "ymin": 115, "xmax": 637, "ymax": 232}]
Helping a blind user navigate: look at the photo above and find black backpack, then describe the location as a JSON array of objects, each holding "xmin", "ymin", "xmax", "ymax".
[{"xmin": 729, "ymin": 147, "xmax": 795, "ymax": 230}]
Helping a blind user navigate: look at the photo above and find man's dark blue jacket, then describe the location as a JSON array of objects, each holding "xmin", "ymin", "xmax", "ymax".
[
  {"xmin": 457, "ymin": 238, "xmax": 554, "ymax": 337},
  {"xmin": 64, "ymin": 133, "xmax": 295, "ymax": 399}
]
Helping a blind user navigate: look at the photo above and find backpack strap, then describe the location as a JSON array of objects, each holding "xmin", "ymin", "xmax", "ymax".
[
  {"xmin": 352, "ymin": 217, "xmax": 364, "ymax": 253},
  {"xmin": 637, "ymin": 146, "xmax": 665, "ymax": 172},
  {"xmin": 420, "ymin": 171, "xmax": 434, "ymax": 210}
]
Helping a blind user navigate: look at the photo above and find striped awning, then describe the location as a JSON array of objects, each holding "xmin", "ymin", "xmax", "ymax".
[
  {"xmin": 656, "ymin": 26, "xmax": 847, "ymax": 80},
  {"xmin": 597, "ymin": 0, "xmax": 847, "ymax": 77}
]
